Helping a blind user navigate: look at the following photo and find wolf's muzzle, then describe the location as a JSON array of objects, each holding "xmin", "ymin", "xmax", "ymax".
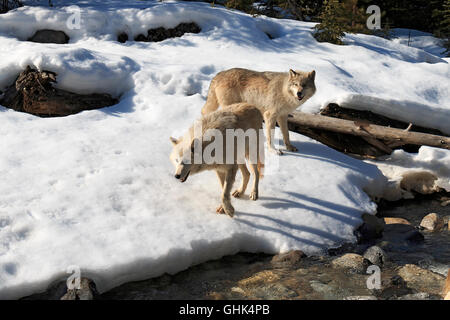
[{"xmin": 297, "ymin": 91, "xmax": 304, "ymax": 100}]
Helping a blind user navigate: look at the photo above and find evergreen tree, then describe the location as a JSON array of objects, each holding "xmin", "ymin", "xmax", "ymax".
[
  {"xmin": 313, "ymin": 0, "xmax": 345, "ymax": 45},
  {"xmin": 337, "ymin": 0, "xmax": 369, "ymax": 34},
  {"xmin": 269, "ymin": 0, "xmax": 324, "ymax": 21},
  {"xmin": 439, "ymin": 0, "xmax": 450, "ymax": 55},
  {"xmin": 225, "ymin": 0, "xmax": 255, "ymax": 13}
]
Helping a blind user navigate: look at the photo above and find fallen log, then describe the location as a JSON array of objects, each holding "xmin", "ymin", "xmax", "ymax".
[
  {"xmin": 288, "ymin": 111, "xmax": 450, "ymax": 154},
  {"xmin": 0, "ymin": 66, "xmax": 118, "ymax": 117}
]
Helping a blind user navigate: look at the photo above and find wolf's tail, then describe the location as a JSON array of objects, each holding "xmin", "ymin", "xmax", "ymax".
[{"xmin": 201, "ymin": 81, "xmax": 219, "ymax": 115}]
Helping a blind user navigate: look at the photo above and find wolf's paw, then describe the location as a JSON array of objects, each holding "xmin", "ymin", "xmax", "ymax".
[
  {"xmin": 232, "ymin": 190, "xmax": 243, "ymax": 198},
  {"xmin": 249, "ymin": 191, "xmax": 258, "ymax": 201},
  {"xmin": 269, "ymin": 148, "xmax": 283, "ymax": 155},
  {"xmin": 223, "ymin": 203, "xmax": 235, "ymax": 217},
  {"xmin": 286, "ymin": 144, "xmax": 298, "ymax": 152},
  {"xmin": 216, "ymin": 205, "xmax": 225, "ymax": 214}
]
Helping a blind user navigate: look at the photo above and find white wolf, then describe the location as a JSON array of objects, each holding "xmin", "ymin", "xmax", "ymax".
[
  {"xmin": 170, "ymin": 103, "xmax": 264, "ymax": 217},
  {"xmin": 201, "ymin": 68, "xmax": 316, "ymax": 154}
]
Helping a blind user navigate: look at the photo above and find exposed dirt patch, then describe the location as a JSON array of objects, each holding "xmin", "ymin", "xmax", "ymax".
[
  {"xmin": 0, "ymin": 66, "xmax": 118, "ymax": 117},
  {"xmin": 121, "ymin": 22, "xmax": 201, "ymax": 43}
]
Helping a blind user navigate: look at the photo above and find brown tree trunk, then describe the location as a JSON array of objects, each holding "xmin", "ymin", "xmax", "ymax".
[{"xmin": 288, "ymin": 111, "xmax": 450, "ymax": 156}]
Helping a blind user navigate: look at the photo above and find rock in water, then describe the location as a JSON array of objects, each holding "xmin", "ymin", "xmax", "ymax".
[
  {"xmin": 355, "ymin": 213, "xmax": 385, "ymax": 242},
  {"xmin": 271, "ymin": 250, "xmax": 305, "ymax": 267},
  {"xmin": 331, "ymin": 253, "xmax": 369, "ymax": 274},
  {"xmin": 60, "ymin": 278, "xmax": 99, "ymax": 300},
  {"xmin": 344, "ymin": 295, "xmax": 378, "ymax": 300},
  {"xmin": 383, "ymin": 217, "xmax": 411, "ymax": 225},
  {"xmin": 444, "ymin": 271, "xmax": 450, "ymax": 300},
  {"xmin": 420, "ymin": 213, "xmax": 444, "ymax": 231},
  {"xmin": 398, "ymin": 264, "xmax": 446, "ymax": 296},
  {"xmin": 382, "ymin": 223, "xmax": 424, "ymax": 243},
  {"xmin": 363, "ymin": 246, "xmax": 388, "ymax": 266}
]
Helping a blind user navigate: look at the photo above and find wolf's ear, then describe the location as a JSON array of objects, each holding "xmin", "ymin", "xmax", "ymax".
[
  {"xmin": 170, "ymin": 137, "xmax": 179, "ymax": 145},
  {"xmin": 289, "ymin": 69, "xmax": 297, "ymax": 78},
  {"xmin": 309, "ymin": 70, "xmax": 316, "ymax": 81}
]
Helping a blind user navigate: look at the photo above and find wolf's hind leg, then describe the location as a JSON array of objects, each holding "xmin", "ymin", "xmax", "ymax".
[
  {"xmin": 221, "ymin": 167, "xmax": 237, "ymax": 217},
  {"xmin": 216, "ymin": 171, "xmax": 226, "ymax": 214},
  {"xmin": 277, "ymin": 115, "xmax": 298, "ymax": 152},
  {"xmin": 248, "ymin": 163, "xmax": 259, "ymax": 201},
  {"xmin": 232, "ymin": 164, "xmax": 250, "ymax": 198},
  {"xmin": 216, "ymin": 171, "xmax": 225, "ymax": 187}
]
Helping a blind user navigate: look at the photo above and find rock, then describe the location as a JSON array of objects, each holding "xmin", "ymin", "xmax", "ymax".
[
  {"xmin": 344, "ymin": 295, "xmax": 378, "ymax": 300},
  {"xmin": 443, "ymin": 215, "xmax": 450, "ymax": 225},
  {"xmin": 140, "ymin": 22, "xmax": 201, "ymax": 43},
  {"xmin": 230, "ymin": 287, "xmax": 245, "ymax": 294},
  {"xmin": 355, "ymin": 214, "xmax": 385, "ymax": 242},
  {"xmin": 397, "ymin": 292, "xmax": 435, "ymax": 300},
  {"xmin": 309, "ymin": 280, "xmax": 332, "ymax": 294},
  {"xmin": 250, "ymin": 283, "xmax": 298, "ymax": 299},
  {"xmin": 398, "ymin": 264, "xmax": 446, "ymax": 296},
  {"xmin": 60, "ymin": 278, "xmax": 99, "ymax": 300},
  {"xmin": 328, "ymin": 242, "xmax": 356, "ymax": 256},
  {"xmin": 117, "ymin": 32, "xmax": 128, "ymax": 43},
  {"xmin": 383, "ymin": 217, "xmax": 411, "ymax": 225},
  {"xmin": 207, "ymin": 292, "xmax": 226, "ymax": 300},
  {"xmin": 238, "ymin": 270, "xmax": 280, "ymax": 287},
  {"xmin": 400, "ymin": 171, "xmax": 438, "ymax": 194},
  {"xmin": 420, "ymin": 213, "xmax": 444, "ymax": 231},
  {"xmin": 376, "ymin": 275, "xmax": 412, "ymax": 300},
  {"xmin": 383, "ymin": 223, "xmax": 424, "ymax": 243},
  {"xmin": 363, "ymin": 246, "xmax": 388, "ymax": 266},
  {"xmin": 28, "ymin": 29, "xmax": 69, "ymax": 44},
  {"xmin": 271, "ymin": 250, "xmax": 305, "ymax": 267},
  {"xmin": 444, "ymin": 271, "xmax": 450, "ymax": 300},
  {"xmin": 134, "ymin": 34, "xmax": 147, "ymax": 42},
  {"xmin": 147, "ymin": 27, "xmax": 170, "ymax": 42},
  {"xmin": 441, "ymin": 199, "xmax": 450, "ymax": 207},
  {"xmin": 331, "ymin": 253, "xmax": 370, "ymax": 274}
]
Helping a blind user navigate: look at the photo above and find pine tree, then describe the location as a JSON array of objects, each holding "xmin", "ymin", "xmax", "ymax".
[
  {"xmin": 314, "ymin": 0, "xmax": 345, "ymax": 44},
  {"xmin": 270, "ymin": 0, "xmax": 324, "ymax": 21},
  {"xmin": 440, "ymin": 0, "xmax": 450, "ymax": 55},
  {"xmin": 225, "ymin": 0, "xmax": 255, "ymax": 13},
  {"xmin": 337, "ymin": 0, "xmax": 368, "ymax": 34}
]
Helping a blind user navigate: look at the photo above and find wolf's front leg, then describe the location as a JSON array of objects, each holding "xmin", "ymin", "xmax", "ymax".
[
  {"xmin": 264, "ymin": 112, "xmax": 283, "ymax": 155},
  {"xmin": 278, "ymin": 115, "xmax": 298, "ymax": 152},
  {"xmin": 221, "ymin": 167, "xmax": 237, "ymax": 217}
]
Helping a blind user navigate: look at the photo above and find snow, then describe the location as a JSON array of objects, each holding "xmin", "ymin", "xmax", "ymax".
[
  {"xmin": 0, "ymin": 0, "xmax": 449, "ymax": 299},
  {"xmin": 390, "ymin": 28, "xmax": 448, "ymax": 58},
  {"xmin": 367, "ymin": 147, "xmax": 450, "ymax": 201}
]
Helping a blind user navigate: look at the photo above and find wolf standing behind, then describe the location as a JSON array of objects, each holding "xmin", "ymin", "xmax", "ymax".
[
  {"xmin": 170, "ymin": 103, "xmax": 264, "ymax": 217},
  {"xmin": 201, "ymin": 68, "xmax": 316, "ymax": 155}
]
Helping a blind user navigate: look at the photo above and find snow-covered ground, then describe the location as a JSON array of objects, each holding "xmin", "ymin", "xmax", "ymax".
[{"xmin": 0, "ymin": 1, "xmax": 449, "ymax": 299}]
